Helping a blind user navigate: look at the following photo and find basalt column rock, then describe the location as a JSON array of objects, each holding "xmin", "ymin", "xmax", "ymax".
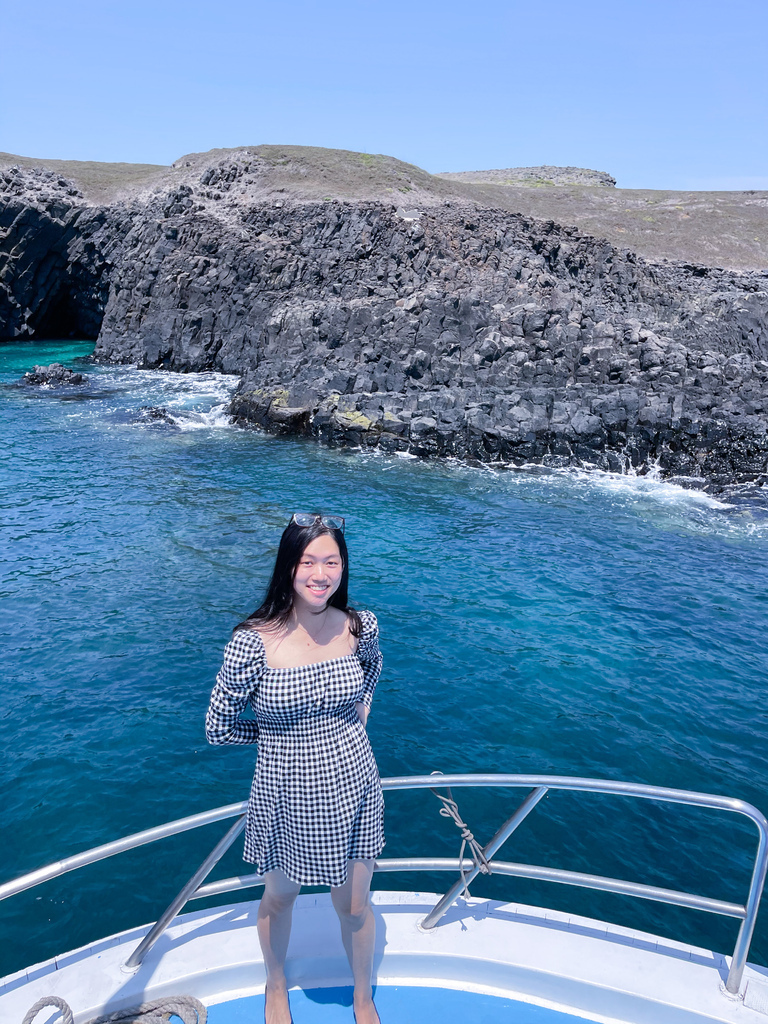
[
  {"xmin": 94, "ymin": 198, "xmax": 768, "ymax": 383},
  {"xmin": 0, "ymin": 167, "xmax": 126, "ymax": 340},
  {"xmin": 229, "ymin": 377, "xmax": 768, "ymax": 483},
  {"xmin": 91, "ymin": 190, "xmax": 768, "ymax": 480}
]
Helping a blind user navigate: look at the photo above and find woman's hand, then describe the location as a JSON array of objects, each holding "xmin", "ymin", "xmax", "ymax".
[{"xmin": 355, "ymin": 701, "xmax": 369, "ymax": 728}]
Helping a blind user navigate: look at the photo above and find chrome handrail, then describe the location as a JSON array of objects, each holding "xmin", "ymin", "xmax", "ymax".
[
  {"xmin": 1, "ymin": 774, "xmax": 766, "ymax": 996},
  {"xmin": 0, "ymin": 800, "xmax": 248, "ymax": 903},
  {"xmin": 191, "ymin": 858, "xmax": 747, "ymax": 918}
]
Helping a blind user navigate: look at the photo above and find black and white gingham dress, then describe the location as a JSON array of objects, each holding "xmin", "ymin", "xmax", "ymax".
[{"xmin": 205, "ymin": 609, "xmax": 384, "ymax": 886}]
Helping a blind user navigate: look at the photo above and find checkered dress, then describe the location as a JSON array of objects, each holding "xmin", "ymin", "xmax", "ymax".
[{"xmin": 205, "ymin": 609, "xmax": 384, "ymax": 886}]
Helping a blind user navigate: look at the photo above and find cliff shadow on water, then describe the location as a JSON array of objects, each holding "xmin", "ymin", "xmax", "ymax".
[{"xmin": 2, "ymin": 145, "xmax": 768, "ymax": 487}]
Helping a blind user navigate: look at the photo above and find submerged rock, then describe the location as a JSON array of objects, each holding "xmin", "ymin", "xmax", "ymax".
[
  {"xmin": 22, "ymin": 363, "xmax": 87, "ymax": 385},
  {"xmin": 134, "ymin": 405, "xmax": 178, "ymax": 426}
]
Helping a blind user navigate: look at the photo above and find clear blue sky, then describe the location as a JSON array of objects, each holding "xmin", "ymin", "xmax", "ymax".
[{"xmin": 2, "ymin": 0, "xmax": 766, "ymax": 190}]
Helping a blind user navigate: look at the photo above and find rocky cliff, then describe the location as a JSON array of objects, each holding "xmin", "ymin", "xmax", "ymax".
[{"xmin": 2, "ymin": 146, "xmax": 768, "ymax": 485}]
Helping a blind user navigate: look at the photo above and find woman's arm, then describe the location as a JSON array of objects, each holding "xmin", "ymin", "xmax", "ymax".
[
  {"xmin": 356, "ymin": 612, "xmax": 383, "ymax": 718},
  {"xmin": 205, "ymin": 631, "xmax": 263, "ymax": 745}
]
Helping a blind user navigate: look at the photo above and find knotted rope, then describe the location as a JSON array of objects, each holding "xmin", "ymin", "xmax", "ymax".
[
  {"xmin": 430, "ymin": 776, "xmax": 491, "ymax": 898},
  {"xmin": 22, "ymin": 995, "xmax": 207, "ymax": 1024}
]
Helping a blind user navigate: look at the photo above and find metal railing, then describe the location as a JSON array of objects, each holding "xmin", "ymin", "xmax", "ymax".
[{"xmin": 1, "ymin": 774, "xmax": 766, "ymax": 995}]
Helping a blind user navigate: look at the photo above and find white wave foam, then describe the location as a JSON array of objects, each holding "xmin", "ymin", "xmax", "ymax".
[
  {"xmin": 90, "ymin": 364, "xmax": 238, "ymax": 408},
  {"xmin": 398, "ymin": 452, "xmax": 730, "ymax": 508},
  {"xmin": 362, "ymin": 450, "xmax": 768, "ymax": 538},
  {"xmin": 510, "ymin": 463, "xmax": 768, "ymax": 539},
  {"xmin": 551, "ymin": 463, "xmax": 733, "ymax": 510},
  {"xmin": 80, "ymin": 364, "xmax": 240, "ymax": 433},
  {"xmin": 168, "ymin": 403, "xmax": 233, "ymax": 431}
]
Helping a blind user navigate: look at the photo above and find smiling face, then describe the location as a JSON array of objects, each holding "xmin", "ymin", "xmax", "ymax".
[{"xmin": 292, "ymin": 533, "xmax": 343, "ymax": 611}]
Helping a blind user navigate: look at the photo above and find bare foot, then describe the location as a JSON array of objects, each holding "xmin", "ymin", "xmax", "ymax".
[
  {"xmin": 265, "ymin": 983, "xmax": 292, "ymax": 1024},
  {"xmin": 353, "ymin": 994, "xmax": 380, "ymax": 1024}
]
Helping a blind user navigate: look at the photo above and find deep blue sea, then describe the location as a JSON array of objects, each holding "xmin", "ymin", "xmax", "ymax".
[{"xmin": 3, "ymin": 339, "xmax": 768, "ymax": 979}]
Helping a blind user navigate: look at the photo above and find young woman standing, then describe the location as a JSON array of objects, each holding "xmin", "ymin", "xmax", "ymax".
[{"xmin": 206, "ymin": 513, "xmax": 384, "ymax": 1024}]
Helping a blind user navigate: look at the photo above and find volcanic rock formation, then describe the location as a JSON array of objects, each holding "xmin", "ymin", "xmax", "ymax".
[
  {"xmin": 22, "ymin": 362, "xmax": 88, "ymax": 385},
  {"xmin": 1, "ymin": 146, "xmax": 767, "ymax": 485}
]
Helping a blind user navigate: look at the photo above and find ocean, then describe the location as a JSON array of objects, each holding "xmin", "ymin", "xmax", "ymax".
[{"xmin": 2, "ymin": 339, "xmax": 768, "ymax": 978}]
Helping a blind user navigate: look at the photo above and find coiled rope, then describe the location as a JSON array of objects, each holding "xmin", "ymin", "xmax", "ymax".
[
  {"xmin": 22, "ymin": 995, "xmax": 207, "ymax": 1024},
  {"xmin": 22, "ymin": 997, "xmax": 74, "ymax": 1024},
  {"xmin": 430, "ymin": 777, "xmax": 491, "ymax": 897}
]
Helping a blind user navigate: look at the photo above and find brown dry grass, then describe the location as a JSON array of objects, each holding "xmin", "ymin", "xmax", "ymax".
[
  {"xmin": 0, "ymin": 151, "xmax": 169, "ymax": 203},
  {"xmin": 2, "ymin": 145, "xmax": 766, "ymax": 271}
]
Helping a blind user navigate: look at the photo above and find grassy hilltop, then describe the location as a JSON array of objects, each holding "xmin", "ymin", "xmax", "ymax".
[{"xmin": 1, "ymin": 145, "xmax": 766, "ymax": 271}]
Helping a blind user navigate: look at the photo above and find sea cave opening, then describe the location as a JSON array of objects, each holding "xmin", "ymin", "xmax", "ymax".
[{"xmin": 28, "ymin": 286, "xmax": 103, "ymax": 341}]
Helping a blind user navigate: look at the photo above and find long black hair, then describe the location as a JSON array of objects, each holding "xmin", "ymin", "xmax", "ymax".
[{"xmin": 236, "ymin": 518, "xmax": 361, "ymax": 636}]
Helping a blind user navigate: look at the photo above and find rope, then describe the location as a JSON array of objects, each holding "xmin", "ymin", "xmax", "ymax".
[
  {"xmin": 430, "ymin": 777, "xmax": 491, "ymax": 898},
  {"xmin": 21, "ymin": 996, "xmax": 207, "ymax": 1024},
  {"xmin": 86, "ymin": 996, "xmax": 207, "ymax": 1024},
  {"xmin": 22, "ymin": 997, "xmax": 74, "ymax": 1024}
]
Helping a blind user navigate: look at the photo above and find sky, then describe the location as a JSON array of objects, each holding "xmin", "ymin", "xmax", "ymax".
[{"xmin": 2, "ymin": 0, "xmax": 767, "ymax": 191}]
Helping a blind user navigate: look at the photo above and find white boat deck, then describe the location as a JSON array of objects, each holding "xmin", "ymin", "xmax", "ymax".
[{"xmin": 5, "ymin": 891, "xmax": 768, "ymax": 1023}]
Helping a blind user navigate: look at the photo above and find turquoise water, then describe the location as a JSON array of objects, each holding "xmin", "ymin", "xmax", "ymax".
[
  {"xmin": 3, "ymin": 339, "xmax": 768, "ymax": 978},
  {"xmin": 209, "ymin": 988, "xmax": 596, "ymax": 1023}
]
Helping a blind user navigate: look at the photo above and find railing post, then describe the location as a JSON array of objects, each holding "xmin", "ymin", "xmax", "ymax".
[
  {"xmin": 421, "ymin": 786, "xmax": 548, "ymax": 930},
  {"xmin": 726, "ymin": 817, "xmax": 768, "ymax": 994},
  {"xmin": 122, "ymin": 814, "xmax": 246, "ymax": 971}
]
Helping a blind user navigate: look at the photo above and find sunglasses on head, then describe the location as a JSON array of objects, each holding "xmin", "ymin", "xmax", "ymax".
[{"xmin": 290, "ymin": 513, "xmax": 346, "ymax": 534}]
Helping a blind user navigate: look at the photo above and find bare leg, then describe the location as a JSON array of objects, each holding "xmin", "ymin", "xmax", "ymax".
[
  {"xmin": 257, "ymin": 869, "xmax": 301, "ymax": 1024},
  {"xmin": 331, "ymin": 859, "xmax": 379, "ymax": 1024}
]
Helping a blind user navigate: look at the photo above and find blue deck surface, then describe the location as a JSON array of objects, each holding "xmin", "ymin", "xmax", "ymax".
[{"xmin": 207, "ymin": 987, "xmax": 596, "ymax": 1023}]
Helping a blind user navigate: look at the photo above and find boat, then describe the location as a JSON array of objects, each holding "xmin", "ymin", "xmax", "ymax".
[{"xmin": 3, "ymin": 772, "xmax": 768, "ymax": 1023}]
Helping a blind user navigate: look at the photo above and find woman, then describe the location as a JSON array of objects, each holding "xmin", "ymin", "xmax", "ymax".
[{"xmin": 206, "ymin": 513, "xmax": 384, "ymax": 1024}]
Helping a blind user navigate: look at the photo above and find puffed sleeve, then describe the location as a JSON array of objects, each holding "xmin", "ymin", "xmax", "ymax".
[
  {"xmin": 355, "ymin": 610, "xmax": 382, "ymax": 710},
  {"xmin": 205, "ymin": 628, "xmax": 265, "ymax": 745}
]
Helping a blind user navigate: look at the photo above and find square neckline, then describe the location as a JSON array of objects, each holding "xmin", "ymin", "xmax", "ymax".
[
  {"xmin": 263, "ymin": 652, "xmax": 360, "ymax": 672},
  {"xmin": 246, "ymin": 611, "xmax": 374, "ymax": 671}
]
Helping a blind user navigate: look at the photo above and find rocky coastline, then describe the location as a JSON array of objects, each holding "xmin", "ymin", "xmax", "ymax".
[{"xmin": 2, "ymin": 147, "xmax": 768, "ymax": 486}]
